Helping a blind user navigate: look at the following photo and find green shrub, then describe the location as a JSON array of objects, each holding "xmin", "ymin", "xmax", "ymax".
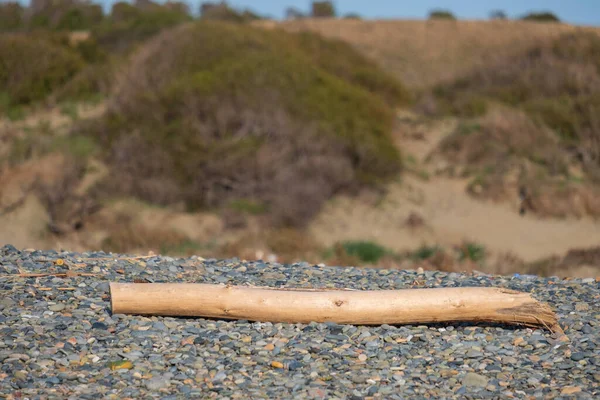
[
  {"xmin": 455, "ymin": 122, "xmax": 482, "ymax": 136},
  {"xmin": 29, "ymin": 13, "xmax": 51, "ymax": 29},
  {"xmin": 0, "ymin": 34, "xmax": 84, "ymax": 106},
  {"xmin": 26, "ymin": 1, "xmax": 105, "ymax": 31},
  {"xmin": 50, "ymin": 62, "xmax": 113, "ymax": 103},
  {"xmin": 50, "ymin": 134, "xmax": 98, "ymax": 160},
  {"xmin": 521, "ymin": 12, "xmax": 560, "ymax": 22},
  {"xmin": 89, "ymin": 21, "xmax": 406, "ymax": 226},
  {"xmin": 161, "ymin": 239, "xmax": 207, "ymax": 257},
  {"xmin": 0, "ymin": 2, "xmax": 24, "ymax": 32},
  {"xmin": 344, "ymin": 13, "xmax": 362, "ymax": 20},
  {"xmin": 0, "ymin": 92, "xmax": 24, "ymax": 120},
  {"xmin": 56, "ymin": 7, "xmax": 94, "ymax": 31},
  {"xmin": 439, "ymin": 108, "xmax": 568, "ymax": 178},
  {"xmin": 290, "ymin": 31, "xmax": 411, "ymax": 107},
  {"xmin": 72, "ymin": 36, "xmax": 108, "ymax": 64},
  {"xmin": 60, "ymin": 102, "xmax": 79, "ymax": 120},
  {"xmin": 22, "ymin": 30, "xmax": 107, "ymax": 64},
  {"xmin": 340, "ymin": 241, "xmax": 389, "ymax": 263},
  {"xmin": 110, "ymin": 1, "xmax": 141, "ymax": 23},
  {"xmin": 429, "ymin": 9, "xmax": 456, "ymax": 20},
  {"xmin": 311, "ymin": 1, "xmax": 336, "ymax": 18},
  {"xmin": 523, "ymin": 96, "xmax": 581, "ymax": 143},
  {"xmin": 411, "ymin": 245, "xmax": 441, "ymax": 260},
  {"xmin": 458, "ymin": 242, "xmax": 486, "ymax": 262},
  {"xmin": 200, "ymin": 2, "xmax": 261, "ymax": 23},
  {"xmin": 428, "ymin": 32, "xmax": 600, "ymax": 183},
  {"xmin": 95, "ymin": 3, "xmax": 191, "ymax": 53},
  {"xmin": 228, "ymin": 199, "xmax": 268, "ymax": 215},
  {"xmin": 164, "ymin": 1, "xmax": 190, "ymax": 16}
]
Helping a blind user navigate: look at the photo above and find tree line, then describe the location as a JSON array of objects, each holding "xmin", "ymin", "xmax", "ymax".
[{"xmin": 0, "ymin": 0, "xmax": 562, "ymax": 33}]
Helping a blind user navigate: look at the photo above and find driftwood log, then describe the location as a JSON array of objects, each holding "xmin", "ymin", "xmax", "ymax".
[{"xmin": 109, "ymin": 283, "xmax": 565, "ymax": 337}]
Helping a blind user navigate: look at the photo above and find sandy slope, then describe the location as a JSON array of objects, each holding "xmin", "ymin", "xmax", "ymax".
[
  {"xmin": 309, "ymin": 112, "xmax": 600, "ymax": 264},
  {"xmin": 257, "ymin": 18, "xmax": 600, "ymax": 89}
]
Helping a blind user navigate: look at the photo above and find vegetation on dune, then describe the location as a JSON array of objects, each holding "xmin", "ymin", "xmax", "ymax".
[
  {"xmin": 84, "ymin": 21, "xmax": 407, "ymax": 227},
  {"xmin": 311, "ymin": 1, "xmax": 336, "ymax": 18},
  {"xmin": 521, "ymin": 12, "xmax": 561, "ymax": 23},
  {"xmin": 428, "ymin": 10, "xmax": 456, "ymax": 21},
  {"xmin": 425, "ymin": 31, "xmax": 600, "ymax": 218},
  {"xmin": 200, "ymin": 1, "xmax": 263, "ymax": 23},
  {"xmin": 4, "ymin": 1, "xmax": 595, "ymax": 276},
  {"xmin": 0, "ymin": 34, "xmax": 84, "ymax": 109},
  {"xmin": 338, "ymin": 241, "xmax": 390, "ymax": 264},
  {"xmin": 437, "ymin": 108, "xmax": 567, "ymax": 178},
  {"xmin": 431, "ymin": 31, "xmax": 600, "ymax": 169},
  {"xmin": 0, "ymin": 1, "xmax": 198, "ymax": 109},
  {"xmin": 433, "ymin": 107, "xmax": 600, "ymax": 218},
  {"xmin": 0, "ymin": 2, "xmax": 24, "ymax": 32},
  {"xmin": 318, "ymin": 240, "xmax": 488, "ymax": 272},
  {"xmin": 92, "ymin": 1, "xmax": 192, "ymax": 54},
  {"xmin": 290, "ymin": 31, "xmax": 412, "ymax": 106}
]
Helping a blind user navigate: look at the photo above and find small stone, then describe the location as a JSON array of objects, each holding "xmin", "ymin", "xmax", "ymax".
[
  {"xmin": 8, "ymin": 353, "xmax": 30, "ymax": 361},
  {"xmin": 14, "ymin": 370, "xmax": 28, "ymax": 381},
  {"xmin": 485, "ymin": 364, "xmax": 502, "ymax": 372},
  {"xmin": 0, "ymin": 250, "xmax": 598, "ymax": 398},
  {"xmin": 2, "ymin": 243, "xmax": 18, "ymax": 252},
  {"xmin": 287, "ymin": 360, "xmax": 302, "ymax": 371},
  {"xmin": 560, "ymin": 386, "xmax": 582, "ymax": 395},
  {"xmin": 463, "ymin": 372, "xmax": 488, "ymax": 388},
  {"xmin": 212, "ymin": 371, "xmax": 227, "ymax": 382},
  {"xmin": 503, "ymin": 356, "xmax": 518, "ymax": 364},
  {"xmin": 145, "ymin": 376, "xmax": 170, "ymax": 390},
  {"xmin": 440, "ymin": 369, "xmax": 458, "ymax": 378},
  {"xmin": 466, "ymin": 349, "xmax": 483, "ymax": 358},
  {"xmin": 91, "ymin": 322, "xmax": 108, "ymax": 330},
  {"xmin": 527, "ymin": 377, "xmax": 540, "ymax": 386},
  {"xmin": 0, "ymin": 298, "xmax": 16, "ymax": 310}
]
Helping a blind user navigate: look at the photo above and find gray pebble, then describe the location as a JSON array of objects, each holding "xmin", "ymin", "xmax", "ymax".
[
  {"xmin": 145, "ymin": 375, "xmax": 171, "ymax": 390},
  {"xmin": 1, "ymin": 250, "xmax": 598, "ymax": 399},
  {"xmin": 463, "ymin": 372, "xmax": 489, "ymax": 388}
]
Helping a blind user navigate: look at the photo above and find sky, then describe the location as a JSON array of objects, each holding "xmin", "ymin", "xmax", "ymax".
[
  {"xmin": 225, "ymin": 0, "xmax": 600, "ymax": 26},
  {"xmin": 15, "ymin": 1, "xmax": 600, "ymax": 27}
]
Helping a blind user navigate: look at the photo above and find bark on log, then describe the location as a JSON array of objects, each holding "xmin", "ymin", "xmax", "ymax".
[{"xmin": 109, "ymin": 283, "xmax": 565, "ymax": 336}]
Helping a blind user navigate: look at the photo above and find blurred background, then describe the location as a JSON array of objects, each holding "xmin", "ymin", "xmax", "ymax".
[{"xmin": 1, "ymin": 0, "xmax": 599, "ymax": 278}]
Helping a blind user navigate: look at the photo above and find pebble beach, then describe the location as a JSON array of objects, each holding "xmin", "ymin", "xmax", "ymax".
[{"xmin": 0, "ymin": 244, "xmax": 598, "ymax": 399}]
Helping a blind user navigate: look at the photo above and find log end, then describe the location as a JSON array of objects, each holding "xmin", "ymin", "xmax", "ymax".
[{"xmin": 108, "ymin": 282, "xmax": 124, "ymax": 315}]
